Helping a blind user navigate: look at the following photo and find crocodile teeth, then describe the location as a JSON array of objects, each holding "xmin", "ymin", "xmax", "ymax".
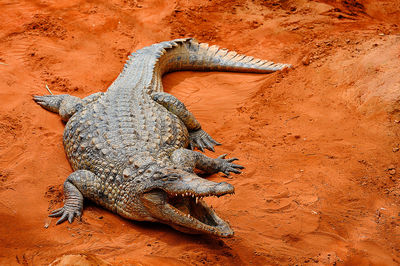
[{"xmin": 195, "ymin": 197, "xmax": 198, "ymax": 204}]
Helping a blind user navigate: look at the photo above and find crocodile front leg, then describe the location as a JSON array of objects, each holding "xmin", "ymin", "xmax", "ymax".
[
  {"xmin": 152, "ymin": 92, "xmax": 220, "ymax": 152},
  {"xmin": 171, "ymin": 148, "xmax": 244, "ymax": 176},
  {"xmin": 49, "ymin": 170, "xmax": 99, "ymax": 224}
]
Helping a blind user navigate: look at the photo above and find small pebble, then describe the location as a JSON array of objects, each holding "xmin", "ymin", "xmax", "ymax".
[{"xmin": 302, "ymin": 55, "xmax": 311, "ymax": 66}]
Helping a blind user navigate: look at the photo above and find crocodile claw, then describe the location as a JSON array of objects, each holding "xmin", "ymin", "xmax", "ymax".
[
  {"xmin": 189, "ymin": 129, "xmax": 220, "ymax": 152},
  {"xmin": 216, "ymin": 154, "xmax": 245, "ymax": 177},
  {"xmin": 49, "ymin": 205, "xmax": 81, "ymax": 225}
]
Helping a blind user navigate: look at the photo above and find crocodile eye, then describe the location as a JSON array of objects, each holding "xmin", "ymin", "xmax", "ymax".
[
  {"xmin": 152, "ymin": 171, "xmax": 164, "ymax": 180},
  {"xmin": 168, "ymin": 175, "xmax": 178, "ymax": 181},
  {"xmin": 162, "ymin": 174, "xmax": 179, "ymax": 181}
]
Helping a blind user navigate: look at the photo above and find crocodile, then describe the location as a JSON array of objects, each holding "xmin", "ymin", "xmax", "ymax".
[{"xmin": 34, "ymin": 38, "xmax": 290, "ymax": 237}]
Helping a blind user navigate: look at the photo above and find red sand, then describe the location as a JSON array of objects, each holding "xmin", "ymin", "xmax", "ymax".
[{"xmin": 1, "ymin": 0, "xmax": 400, "ymax": 265}]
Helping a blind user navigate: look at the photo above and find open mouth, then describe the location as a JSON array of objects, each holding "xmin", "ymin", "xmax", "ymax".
[{"xmin": 143, "ymin": 188, "xmax": 234, "ymax": 237}]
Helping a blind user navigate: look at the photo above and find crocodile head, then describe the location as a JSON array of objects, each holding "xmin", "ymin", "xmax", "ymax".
[{"xmin": 139, "ymin": 168, "xmax": 235, "ymax": 237}]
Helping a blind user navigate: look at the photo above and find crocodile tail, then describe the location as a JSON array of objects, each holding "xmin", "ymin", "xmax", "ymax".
[
  {"xmin": 108, "ymin": 38, "xmax": 290, "ymax": 94},
  {"xmin": 160, "ymin": 38, "xmax": 291, "ymax": 74}
]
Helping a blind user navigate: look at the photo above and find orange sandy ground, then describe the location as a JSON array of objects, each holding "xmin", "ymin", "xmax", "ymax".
[{"xmin": 1, "ymin": 0, "xmax": 400, "ymax": 265}]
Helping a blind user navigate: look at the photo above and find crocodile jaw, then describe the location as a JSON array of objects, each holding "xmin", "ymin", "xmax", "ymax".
[{"xmin": 142, "ymin": 186, "xmax": 234, "ymax": 237}]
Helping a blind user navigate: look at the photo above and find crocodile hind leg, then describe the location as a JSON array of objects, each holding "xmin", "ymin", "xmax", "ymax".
[
  {"xmin": 152, "ymin": 92, "xmax": 220, "ymax": 152},
  {"xmin": 34, "ymin": 94, "xmax": 83, "ymax": 122},
  {"xmin": 34, "ymin": 92, "xmax": 103, "ymax": 122},
  {"xmin": 171, "ymin": 148, "xmax": 244, "ymax": 176},
  {"xmin": 49, "ymin": 170, "xmax": 98, "ymax": 224}
]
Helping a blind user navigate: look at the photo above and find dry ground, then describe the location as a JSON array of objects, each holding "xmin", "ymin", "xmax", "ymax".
[{"xmin": 1, "ymin": 0, "xmax": 400, "ymax": 265}]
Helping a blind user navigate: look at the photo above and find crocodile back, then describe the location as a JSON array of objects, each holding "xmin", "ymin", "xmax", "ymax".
[{"xmin": 63, "ymin": 92, "xmax": 189, "ymax": 177}]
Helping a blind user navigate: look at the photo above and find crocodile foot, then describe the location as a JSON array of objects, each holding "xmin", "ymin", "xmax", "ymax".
[
  {"xmin": 49, "ymin": 180, "xmax": 83, "ymax": 225},
  {"xmin": 189, "ymin": 129, "xmax": 220, "ymax": 152},
  {"xmin": 215, "ymin": 154, "xmax": 245, "ymax": 177},
  {"xmin": 49, "ymin": 204, "xmax": 82, "ymax": 225},
  {"xmin": 33, "ymin": 95, "xmax": 66, "ymax": 113}
]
